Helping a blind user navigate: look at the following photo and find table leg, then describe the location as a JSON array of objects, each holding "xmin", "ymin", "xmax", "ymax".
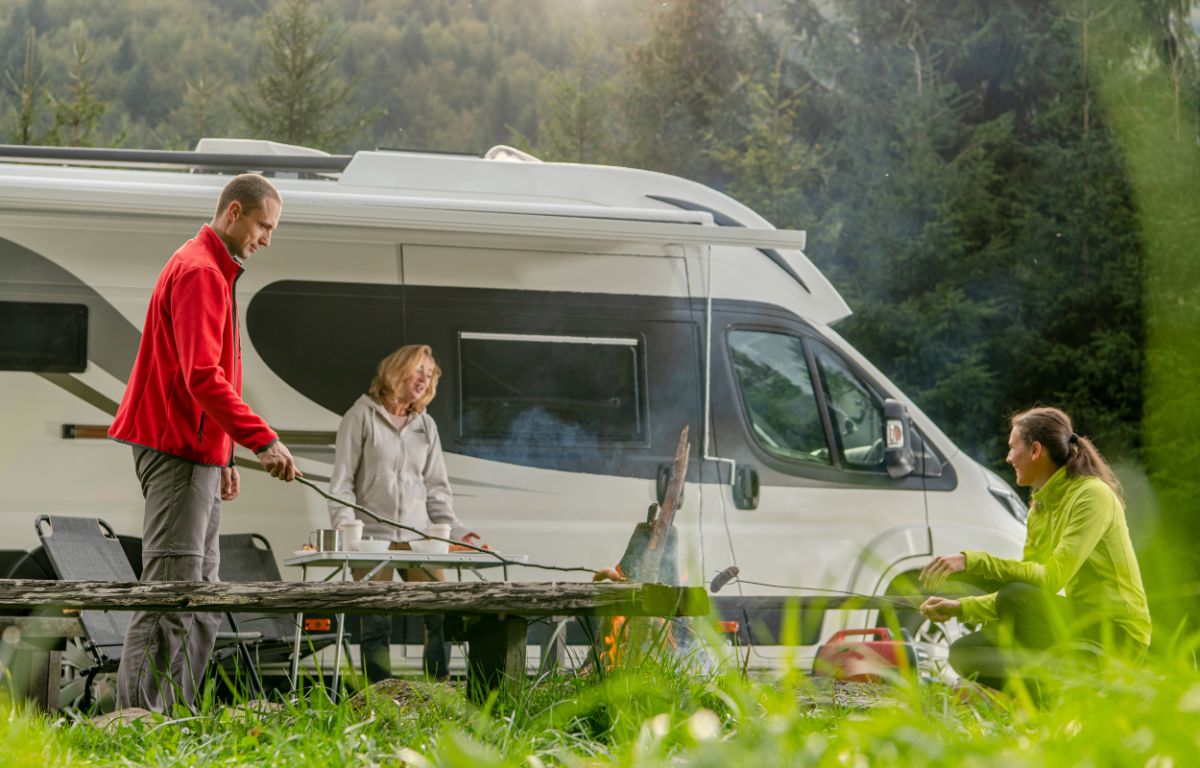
[
  {"xmin": 331, "ymin": 561, "xmax": 348, "ymax": 695},
  {"xmin": 536, "ymin": 617, "xmax": 568, "ymax": 676},
  {"xmin": 465, "ymin": 615, "xmax": 527, "ymax": 704},
  {"xmin": 290, "ymin": 565, "xmax": 306, "ymax": 692}
]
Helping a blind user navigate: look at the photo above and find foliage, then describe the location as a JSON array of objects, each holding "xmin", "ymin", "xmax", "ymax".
[
  {"xmin": 1087, "ymin": 0, "xmax": 1200, "ymax": 621},
  {"xmin": 613, "ymin": 0, "xmax": 750, "ymax": 184},
  {"xmin": 234, "ymin": 0, "xmax": 372, "ymax": 150},
  {"xmin": 524, "ymin": 32, "xmax": 615, "ymax": 164},
  {"xmin": 2, "ymin": 27, "xmax": 45, "ymax": 144},
  {"xmin": 45, "ymin": 21, "xmax": 105, "ymax": 147},
  {"xmin": 719, "ymin": 1, "xmax": 1149, "ymax": 481},
  {"xmin": 711, "ymin": 56, "xmax": 826, "ymax": 228},
  {"xmin": 0, "ymin": 0, "xmax": 643, "ymax": 152}
]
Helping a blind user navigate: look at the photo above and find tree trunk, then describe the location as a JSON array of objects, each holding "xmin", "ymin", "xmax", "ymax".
[{"xmin": 0, "ymin": 578, "xmax": 709, "ymax": 617}]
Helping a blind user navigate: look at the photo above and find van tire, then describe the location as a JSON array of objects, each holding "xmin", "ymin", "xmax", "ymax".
[{"xmin": 877, "ymin": 571, "xmax": 984, "ymax": 685}]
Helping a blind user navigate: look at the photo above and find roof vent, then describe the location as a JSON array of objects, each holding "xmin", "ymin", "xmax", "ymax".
[
  {"xmin": 193, "ymin": 138, "xmax": 331, "ymax": 157},
  {"xmin": 483, "ymin": 145, "xmax": 542, "ymax": 163}
]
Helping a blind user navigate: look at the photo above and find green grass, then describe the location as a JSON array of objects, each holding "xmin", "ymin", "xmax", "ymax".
[{"xmin": 5, "ymin": 629, "xmax": 1200, "ymax": 767}]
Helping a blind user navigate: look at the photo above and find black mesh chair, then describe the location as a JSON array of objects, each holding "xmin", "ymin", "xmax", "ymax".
[
  {"xmin": 34, "ymin": 515, "xmax": 263, "ymax": 709},
  {"xmin": 34, "ymin": 515, "xmax": 137, "ymax": 709},
  {"xmin": 217, "ymin": 533, "xmax": 338, "ymax": 680}
]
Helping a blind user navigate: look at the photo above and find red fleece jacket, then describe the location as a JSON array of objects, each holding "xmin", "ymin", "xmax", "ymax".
[{"xmin": 109, "ymin": 224, "xmax": 278, "ymax": 465}]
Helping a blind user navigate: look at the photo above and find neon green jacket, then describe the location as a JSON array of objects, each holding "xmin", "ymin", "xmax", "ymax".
[{"xmin": 957, "ymin": 467, "xmax": 1151, "ymax": 647}]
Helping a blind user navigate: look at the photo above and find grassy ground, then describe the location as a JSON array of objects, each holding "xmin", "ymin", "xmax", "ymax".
[{"xmin": 4, "ymin": 633, "xmax": 1199, "ymax": 767}]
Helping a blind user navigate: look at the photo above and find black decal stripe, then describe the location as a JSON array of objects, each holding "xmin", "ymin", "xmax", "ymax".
[{"xmin": 37, "ymin": 373, "xmax": 119, "ymax": 416}]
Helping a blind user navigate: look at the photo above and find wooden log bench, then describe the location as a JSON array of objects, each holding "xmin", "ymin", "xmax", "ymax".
[{"xmin": 0, "ymin": 578, "xmax": 710, "ymax": 708}]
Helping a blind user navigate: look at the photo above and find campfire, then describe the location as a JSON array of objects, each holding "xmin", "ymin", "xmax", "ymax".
[{"xmin": 591, "ymin": 427, "xmax": 689, "ymax": 670}]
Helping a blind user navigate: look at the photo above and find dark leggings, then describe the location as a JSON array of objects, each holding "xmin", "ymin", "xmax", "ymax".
[
  {"xmin": 360, "ymin": 614, "xmax": 449, "ymax": 682},
  {"xmin": 949, "ymin": 582, "xmax": 1143, "ymax": 691}
]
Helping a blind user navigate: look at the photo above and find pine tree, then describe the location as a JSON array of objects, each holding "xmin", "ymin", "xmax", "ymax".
[
  {"xmin": 615, "ymin": 0, "xmax": 747, "ymax": 183},
  {"xmin": 530, "ymin": 33, "xmax": 613, "ymax": 163},
  {"xmin": 3, "ymin": 28, "xmax": 46, "ymax": 145},
  {"xmin": 183, "ymin": 28, "xmax": 225, "ymax": 146},
  {"xmin": 47, "ymin": 22, "xmax": 106, "ymax": 147},
  {"xmin": 711, "ymin": 54, "xmax": 825, "ymax": 229},
  {"xmin": 784, "ymin": 0, "xmax": 1146, "ymax": 466},
  {"xmin": 234, "ymin": 0, "xmax": 372, "ymax": 149}
]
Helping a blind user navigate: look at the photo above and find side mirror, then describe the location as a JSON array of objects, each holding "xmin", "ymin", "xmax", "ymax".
[
  {"xmin": 883, "ymin": 399, "xmax": 915, "ymax": 479},
  {"xmin": 733, "ymin": 465, "xmax": 759, "ymax": 510}
]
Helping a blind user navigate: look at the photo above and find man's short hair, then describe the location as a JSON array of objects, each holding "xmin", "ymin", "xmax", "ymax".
[{"xmin": 214, "ymin": 173, "xmax": 281, "ymax": 219}]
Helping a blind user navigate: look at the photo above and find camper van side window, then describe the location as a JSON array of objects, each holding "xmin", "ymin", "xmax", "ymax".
[
  {"xmin": 810, "ymin": 342, "xmax": 887, "ymax": 471},
  {"xmin": 459, "ymin": 332, "xmax": 646, "ymax": 445},
  {"xmin": 729, "ymin": 330, "xmax": 831, "ymax": 465},
  {"xmin": 0, "ymin": 301, "xmax": 88, "ymax": 373}
]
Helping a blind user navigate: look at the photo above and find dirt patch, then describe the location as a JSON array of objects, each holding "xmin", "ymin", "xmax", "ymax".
[
  {"xmin": 88, "ymin": 707, "xmax": 157, "ymax": 729},
  {"xmin": 796, "ymin": 678, "xmax": 899, "ymax": 710},
  {"xmin": 345, "ymin": 678, "xmax": 458, "ymax": 714}
]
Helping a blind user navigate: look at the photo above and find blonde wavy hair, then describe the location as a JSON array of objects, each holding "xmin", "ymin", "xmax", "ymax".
[{"xmin": 368, "ymin": 344, "xmax": 440, "ymax": 413}]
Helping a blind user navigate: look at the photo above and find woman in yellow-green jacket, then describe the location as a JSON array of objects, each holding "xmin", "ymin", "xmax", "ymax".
[{"xmin": 918, "ymin": 407, "xmax": 1150, "ymax": 690}]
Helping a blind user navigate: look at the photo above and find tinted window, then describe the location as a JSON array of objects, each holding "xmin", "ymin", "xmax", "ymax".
[
  {"xmin": 460, "ymin": 332, "xmax": 645, "ymax": 444},
  {"xmin": 729, "ymin": 330, "xmax": 830, "ymax": 464},
  {"xmin": 0, "ymin": 301, "xmax": 87, "ymax": 373},
  {"xmin": 811, "ymin": 341, "xmax": 886, "ymax": 470}
]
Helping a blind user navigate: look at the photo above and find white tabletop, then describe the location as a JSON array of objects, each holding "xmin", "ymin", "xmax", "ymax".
[{"xmin": 283, "ymin": 550, "xmax": 529, "ymax": 570}]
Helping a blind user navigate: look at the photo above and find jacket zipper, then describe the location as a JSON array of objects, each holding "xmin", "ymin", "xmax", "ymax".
[{"xmin": 226, "ymin": 267, "xmax": 244, "ymax": 466}]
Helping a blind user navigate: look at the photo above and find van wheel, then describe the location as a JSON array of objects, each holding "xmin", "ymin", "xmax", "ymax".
[{"xmin": 895, "ymin": 610, "xmax": 979, "ymax": 685}]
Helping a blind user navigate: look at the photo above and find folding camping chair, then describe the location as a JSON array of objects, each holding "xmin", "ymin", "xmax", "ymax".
[
  {"xmin": 34, "ymin": 515, "xmax": 263, "ymax": 709},
  {"xmin": 217, "ymin": 533, "xmax": 338, "ymax": 685}
]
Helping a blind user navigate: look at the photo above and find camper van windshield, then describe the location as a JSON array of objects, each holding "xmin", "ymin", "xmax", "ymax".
[
  {"xmin": 459, "ymin": 332, "xmax": 645, "ymax": 445},
  {"xmin": 729, "ymin": 330, "xmax": 830, "ymax": 464}
]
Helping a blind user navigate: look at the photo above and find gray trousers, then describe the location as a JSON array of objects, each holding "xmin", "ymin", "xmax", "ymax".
[{"xmin": 115, "ymin": 447, "xmax": 224, "ymax": 712}]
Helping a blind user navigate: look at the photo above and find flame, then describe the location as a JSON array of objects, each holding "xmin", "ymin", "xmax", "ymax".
[{"xmin": 601, "ymin": 615, "xmax": 626, "ymax": 669}]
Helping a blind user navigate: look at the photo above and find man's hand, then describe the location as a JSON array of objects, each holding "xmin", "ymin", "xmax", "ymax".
[
  {"xmin": 920, "ymin": 553, "xmax": 966, "ymax": 590},
  {"xmin": 461, "ymin": 531, "xmax": 481, "ymax": 544},
  {"xmin": 220, "ymin": 466, "xmax": 240, "ymax": 501},
  {"xmin": 920, "ymin": 596, "xmax": 962, "ymax": 622},
  {"xmin": 257, "ymin": 441, "xmax": 300, "ymax": 482}
]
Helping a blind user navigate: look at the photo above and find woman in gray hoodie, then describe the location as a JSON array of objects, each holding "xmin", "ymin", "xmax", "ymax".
[{"xmin": 329, "ymin": 344, "xmax": 478, "ymax": 681}]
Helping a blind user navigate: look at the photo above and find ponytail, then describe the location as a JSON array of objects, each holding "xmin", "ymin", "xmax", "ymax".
[{"xmin": 1011, "ymin": 407, "xmax": 1122, "ymax": 500}]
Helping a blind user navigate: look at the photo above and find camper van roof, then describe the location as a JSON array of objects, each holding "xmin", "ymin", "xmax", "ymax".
[{"xmin": 0, "ymin": 141, "xmax": 851, "ymax": 324}]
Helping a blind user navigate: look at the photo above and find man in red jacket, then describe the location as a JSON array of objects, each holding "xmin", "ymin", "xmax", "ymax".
[{"xmin": 109, "ymin": 173, "xmax": 298, "ymax": 712}]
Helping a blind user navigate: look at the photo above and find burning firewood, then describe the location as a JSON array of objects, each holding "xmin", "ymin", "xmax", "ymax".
[
  {"xmin": 591, "ymin": 564, "xmax": 626, "ymax": 583},
  {"xmin": 588, "ymin": 426, "xmax": 690, "ymax": 672}
]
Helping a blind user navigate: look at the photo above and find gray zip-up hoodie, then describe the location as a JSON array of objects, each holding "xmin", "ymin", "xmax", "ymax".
[{"xmin": 328, "ymin": 394, "xmax": 469, "ymax": 541}]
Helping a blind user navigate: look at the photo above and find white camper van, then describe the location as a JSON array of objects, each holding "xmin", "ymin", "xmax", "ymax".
[{"xmin": 0, "ymin": 140, "xmax": 1027, "ymax": 677}]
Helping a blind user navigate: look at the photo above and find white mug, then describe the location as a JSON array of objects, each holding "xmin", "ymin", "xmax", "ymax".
[
  {"xmin": 337, "ymin": 519, "xmax": 364, "ymax": 550},
  {"xmin": 423, "ymin": 523, "xmax": 452, "ymax": 554}
]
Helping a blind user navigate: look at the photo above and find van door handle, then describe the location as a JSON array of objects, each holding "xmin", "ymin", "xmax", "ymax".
[
  {"xmin": 733, "ymin": 465, "xmax": 759, "ymax": 510},
  {"xmin": 656, "ymin": 463, "xmax": 684, "ymax": 506}
]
